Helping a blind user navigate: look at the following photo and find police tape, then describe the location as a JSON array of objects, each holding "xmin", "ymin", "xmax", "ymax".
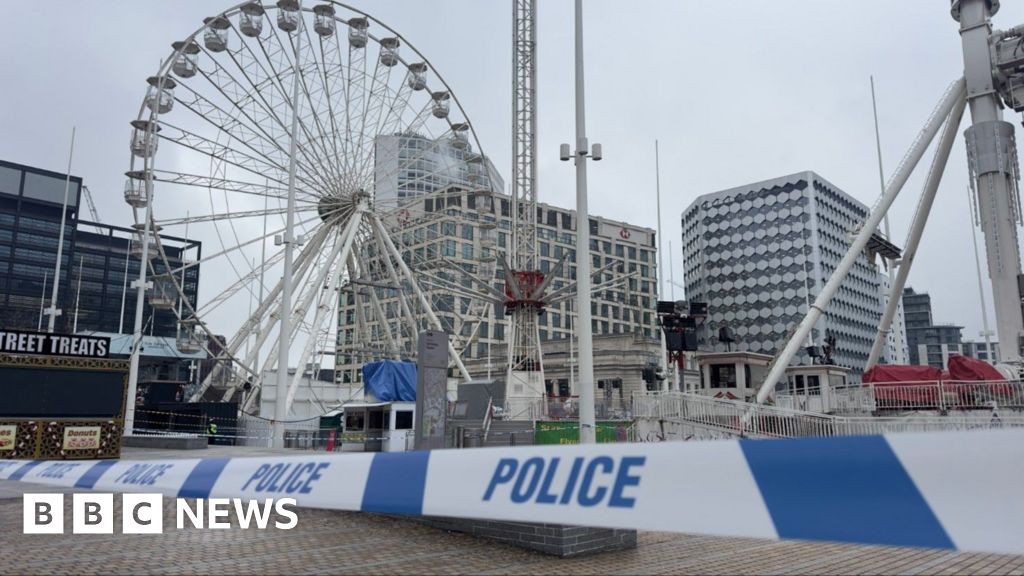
[{"xmin": 1, "ymin": 429, "xmax": 1021, "ymax": 555}]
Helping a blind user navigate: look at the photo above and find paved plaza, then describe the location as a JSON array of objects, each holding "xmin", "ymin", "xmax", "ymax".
[{"xmin": 1, "ymin": 447, "xmax": 1023, "ymax": 575}]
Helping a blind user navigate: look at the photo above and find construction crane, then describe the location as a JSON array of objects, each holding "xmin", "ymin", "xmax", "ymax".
[{"xmin": 80, "ymin": 185, "xmax": 106, "ymax": 233}]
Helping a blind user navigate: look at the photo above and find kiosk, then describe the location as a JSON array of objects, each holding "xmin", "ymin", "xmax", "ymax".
[{"xmin": 0, "ymin": 330, "xmax": 128, "ymax": 460}]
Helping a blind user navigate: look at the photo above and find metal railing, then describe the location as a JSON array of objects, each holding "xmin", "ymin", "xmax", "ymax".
[
  {"xmin": 500, "ymin": 396, "xmax": 633, "ymax": 422},
  {"xmin": 777, "ymin": 380, "xmax": 1024, "ymax": 413},
  {"xmin": 633, "ymin": 391, "xmax": 1024, "ymax": 439}
]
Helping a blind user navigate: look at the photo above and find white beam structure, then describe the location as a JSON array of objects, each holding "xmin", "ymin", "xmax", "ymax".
[
  {"xmin": 572, "ymin": 0, "xmax": 596, "ymax": 444},
  {"xmin": 756, "ymin": 78, "xmax": 967, "ymax": 403},
  {"xmin": 284, "ymin": 208, "xmax": 363, "ymax": 415},
  {"xmin": 273, "ymin": 0, "xmax": 305, "ymax": 448},
  {"xmin": 46, "ymin": 127, "xmax": 76, "ymax": 334},
  {"xmin": 369, "ymin": 214, "xmax": 473, "ymax": 382},
  {"xmin": 866, "ymin": 94, "xmax": 968, "ymax": 369}
]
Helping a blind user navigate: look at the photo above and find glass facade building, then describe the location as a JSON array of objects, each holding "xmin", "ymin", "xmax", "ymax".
[
  {"xmin": 0, "ymin": 159, "xmax": 80, "ymax": 331},
  {"xmin": 72, "ymin": 223, "xmax": 200, "ymax": 337},
  {"xmin": 373, "ymin": 133, "xmax": 505, "ymax": 202},
  {"xmin": 682, "ymin": 171, "xmax": 885, "ymax": 381},
  {"xmin": 0, "ymin": 159, "xmax": 200, "ymax": 338}
]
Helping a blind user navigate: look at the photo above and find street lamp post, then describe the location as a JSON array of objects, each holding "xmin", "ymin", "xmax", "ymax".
[{"xmin": 561, "ymin": 0, "xmax": 601, "ymax": 444}]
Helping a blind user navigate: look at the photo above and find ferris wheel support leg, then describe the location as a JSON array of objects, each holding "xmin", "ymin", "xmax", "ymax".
[
  {"xmin": 125, "ymin": 176, "xmax": 155, "ymax": 436},
  {"xmin": 369, "ymin": 214, "xmax": 473, "ymax": 382},
  {"xmin": 284, "ymin": 211, "xmax": 364, "ymax": 415},
  {"xmin": 755, "ymin": 77, "xmax": 967, "ymax": 404},
  {"xmin": 867, "ymin": 96, "xmax": 967, "ymax": 369},
  {"xmin": 196, "ymin": 227, "xmax": 329, "ymax": 403},
  {"xmin": 370, "ymin": 226, "xmax": 419, "ymax": 351},
  {"xmin": 349, "ymin": 253, "xmax": 370, "ymax": 372},
  {"xmin": 360, "ymin": 257, "xmax": 401, "ymax": 359}
]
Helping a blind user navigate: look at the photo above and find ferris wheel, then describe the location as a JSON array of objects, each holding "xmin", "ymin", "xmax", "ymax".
[{"xmin": 125, "ymin": 0, "xmax": 498, "ymax": 415}]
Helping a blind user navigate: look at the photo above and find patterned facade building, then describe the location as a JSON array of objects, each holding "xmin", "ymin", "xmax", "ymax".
[{"xmin": 681, "ymin": 171, "xmax": 885, "ymax": 380}]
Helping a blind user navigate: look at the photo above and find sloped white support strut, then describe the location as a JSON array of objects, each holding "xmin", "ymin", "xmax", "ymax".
[
  {"xmin": 756, "ymin": 77, "xmax": 967, "ymax": 404},
  {"xmin": 866, "ymin": 95, "xmax": 968, "ymax": 369},
  {"xmin": 284, "ymin": 209, "xmax": 364, "ymax": 415},
  {"xmin": 368, "ymin": 213, "xmax": 473, "ymax": 382}
]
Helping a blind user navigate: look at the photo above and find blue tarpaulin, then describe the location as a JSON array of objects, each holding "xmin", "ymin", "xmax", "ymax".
[{"xmin": 362, "ymin": 360, "xmax": 417, "ymax": 402}]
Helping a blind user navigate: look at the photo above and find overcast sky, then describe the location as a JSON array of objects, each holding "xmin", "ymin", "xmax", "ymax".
[{"xmin": 3, "ymin": 0, "xmax": 1024, "ymax": 344}]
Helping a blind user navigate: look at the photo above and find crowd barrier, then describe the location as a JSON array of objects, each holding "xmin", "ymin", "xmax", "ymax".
[{"xmin": 1, "ymin": 429, "xmax": 1021, "ymax": 555}]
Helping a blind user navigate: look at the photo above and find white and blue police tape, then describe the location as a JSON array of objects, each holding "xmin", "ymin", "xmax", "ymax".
[{"xmin": 2, "ymin": 429, "xmax": 1022, "ymax": 555}]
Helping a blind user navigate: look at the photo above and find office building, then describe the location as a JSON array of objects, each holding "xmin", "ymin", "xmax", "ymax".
[
  {"xmin": 373, "ymin": 132, "xmax": 504, "ymax": 203},
  {"xmin": 0, "ymin": 159, "xmax": 80, "ymax": 331},
  {"xmin": 681, "ymin": 171, "xmax": 886, "ymax": 381},
  {"xmin": 0, "ymin": 159, "xmax": 200, "ymax": 339},
  {"xmin": 962, "ymin": 339, "xmax": 1001, "ymax": 365},
  {"xmin": 902, "ymin": 287, "xmax": 965, "ymax": 369},
  {"xmin": 71, "ymin": 222, "xmax": 199, "ymax": 338},
  {"xmin": 335, "ymin": 184, "xmax": 659, "ymax": 386}
]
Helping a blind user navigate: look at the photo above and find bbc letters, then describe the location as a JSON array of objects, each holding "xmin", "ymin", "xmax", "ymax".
[{"xmin": 23, "ymin": 494, "xmax": 298, "ymax": 534}]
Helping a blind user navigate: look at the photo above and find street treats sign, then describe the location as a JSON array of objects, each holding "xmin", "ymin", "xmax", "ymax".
[
  {"xmin": 62, "ymin": 427, "xmax": 102, "ymax": 451},
  {"xmin": 0, "ymin": 425, "xmax": 15, "ymax": 451},
  {"xmin": 0, "ymin": 329, "xmax": 109, "ymax": 359}
]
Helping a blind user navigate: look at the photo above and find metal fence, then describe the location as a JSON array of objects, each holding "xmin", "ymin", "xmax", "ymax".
[
  {"xmin": 777, "ymin": 380, "xmax": 1024, "ymax": 413},
  {"xmin": 236, "ymin": 414, "xmax": 324, "ymax": 448},
  {"xmin": 500, "ymin": 397, "xmax": 633, "ymax": 422},
  {"xmin": 633, "ymin": 391, "xmax": 1024, "ymax": 439}
]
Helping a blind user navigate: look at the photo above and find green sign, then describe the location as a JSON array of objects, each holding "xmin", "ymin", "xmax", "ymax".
[{"xmin": 533, "ymin": 421, "xmax": 631, "ymax": 445}]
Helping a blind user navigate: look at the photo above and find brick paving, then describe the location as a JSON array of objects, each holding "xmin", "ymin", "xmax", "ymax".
[{"xmin": 0, "ymin": 446, "xmax": 1022, "ymax": 575}]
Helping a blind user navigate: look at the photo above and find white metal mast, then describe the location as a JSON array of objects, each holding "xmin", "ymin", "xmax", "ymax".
[
  {"xmin": 506, "ymin": 0, "xmax": 546, "ymax": 405},
  {"xmin": 571, "ymin": 0, "xmax": 597, "ymax": 444},
  {"xmin": 274, "ymin": 0, "xmax": 304, "ymax": 448},
  {"xmin": 46, "ymin": 127, "xmax": 76, "ymax": 333}
]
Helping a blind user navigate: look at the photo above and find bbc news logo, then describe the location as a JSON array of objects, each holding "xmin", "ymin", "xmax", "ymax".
[{"xmin": 23, "ymin": 494, "xmax": 298, "ymax": 534}]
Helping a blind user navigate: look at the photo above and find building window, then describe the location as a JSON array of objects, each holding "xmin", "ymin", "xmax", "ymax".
[
  {"xmin": 562, "ymin": 213, "xmax": 572, "ymax": 230},
  {"xmin": 589, "ymin": 219, "xmax": 598, "ymax": 235},
  {"xmin": 394, "ymin": 411, "xmax": 413, "ymax": 430},
  {"xmin": 540, "ymin": 242, "xmax": 550, "ymax": 257},
  {"xmin": 710, "ymin": 364, "xmax": 737, "ymax": 388}
]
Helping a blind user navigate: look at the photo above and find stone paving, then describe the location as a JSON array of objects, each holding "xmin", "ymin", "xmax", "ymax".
[{"xmin": 0, "ymin": 446, "xmax": 1022, "ymax": 575}]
